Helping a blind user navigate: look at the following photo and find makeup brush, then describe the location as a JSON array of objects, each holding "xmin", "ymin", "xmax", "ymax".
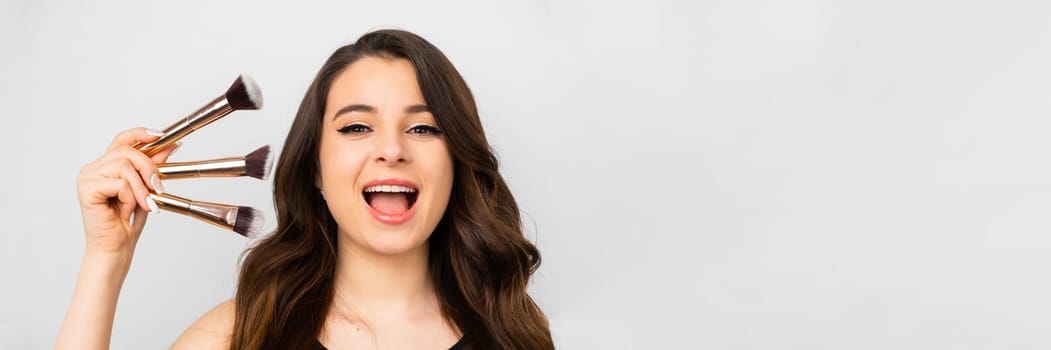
[
  {"xmin": 149, "ymin": 192, "xmax": 265, "ymax": 238},
  {"xmin": 137, "ymin": 75, "xmax": 263, "ymax": 156},
  {"xmin": 158, "ymin": 145, "xmax": 273, "ymax": 180}
]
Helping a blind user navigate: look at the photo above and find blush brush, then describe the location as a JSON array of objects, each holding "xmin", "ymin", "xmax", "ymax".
[
  {"xmin": 158, "ymin": 145, "xmax": 273, "ymax": 180},
  {"xmin": 149, "ymin": 192, "xmax": 264, "ymax": 238},
  {"xmin": 137, "ymin": 75, "xmax": 263, "ymax": 156}
]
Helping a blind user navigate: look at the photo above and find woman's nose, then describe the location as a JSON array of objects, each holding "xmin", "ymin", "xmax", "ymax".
[{"xmin": 374, "ymin": 130, "xmax": 408, "ymax": 165}]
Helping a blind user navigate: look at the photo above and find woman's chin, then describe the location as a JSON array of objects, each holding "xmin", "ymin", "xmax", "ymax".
[{"xmin": 354, "ymin": 233, "xmax": 428, "ymax": 256}]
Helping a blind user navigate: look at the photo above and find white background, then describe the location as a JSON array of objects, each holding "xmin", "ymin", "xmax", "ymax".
[{"xmin": 3, "ymin": 0, "xmax": 1051, "ymax": 349}]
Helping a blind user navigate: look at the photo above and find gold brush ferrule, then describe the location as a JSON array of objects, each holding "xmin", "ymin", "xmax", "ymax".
[
  {"xmin": 157, "ymin": 157, "xmax": 247, "ymax": 179},
  {"xmin": 149, "ymin": 192, "xmax": 239, "ymax": 231},
  {"xmin": 136, "ymin": 95, "xmax": 234, "ymax": 156}
]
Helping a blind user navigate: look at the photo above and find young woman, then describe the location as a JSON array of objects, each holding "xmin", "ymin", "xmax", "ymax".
[{"xmin": 58, "ymin": 29, "xmax": 553, "ymax": 350}]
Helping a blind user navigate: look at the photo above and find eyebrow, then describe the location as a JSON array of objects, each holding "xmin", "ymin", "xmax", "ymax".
[{"xmin": 332, "ymin": 104, "xmax": 430, "ymax": 121}]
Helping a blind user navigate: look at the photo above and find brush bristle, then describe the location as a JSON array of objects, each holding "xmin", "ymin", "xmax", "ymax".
[
  {"xmin": 233, "ymin": 206, "xmax": 265, "ymax": 238},
  {"xmin": 245, "ymin": 145, "xmax": 273, "ymax": 180},
  {"xmin": 225, "ymin": 74, "xmax": 263, "ymax": 110}
]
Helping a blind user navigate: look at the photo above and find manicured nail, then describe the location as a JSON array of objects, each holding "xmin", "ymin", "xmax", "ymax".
[
  {"xmin": 170, "ymin": 142, "xmax": 183, "ymax": 156},
  {"xmin": 151, "ymin": 173, "xmax": 164, "ymax": 194},
  {"xmin": 146, "ymin": 196, "xmax": 159, "ymax": 213},
  {"xmin": 129, "ymin": 212, "xmax": 135, "ymax": 226},
  {"xmin": 145, "ymin": 128, "xmax": 164, "ymax": 137}
]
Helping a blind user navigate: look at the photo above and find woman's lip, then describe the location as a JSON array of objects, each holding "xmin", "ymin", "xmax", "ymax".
[
  {"xmin": 365, "ymin": 197, "xmax": 418, "ymax": 225},
  {"xmin": 362, "ymin": 178, "xmax": 419, "ymax": 189}
]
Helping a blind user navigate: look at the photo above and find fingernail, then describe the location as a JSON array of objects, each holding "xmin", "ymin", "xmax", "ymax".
[
  {"xmin": 146, "ymin": 196, "xmax": 159, "ymax": 213},
  {"xmin": 151, "ymin": 173, "xmax": 164, "ymax": 194},
  {"xmin": 170, "ymin": 142, "xmax": 183, "ymax": 156},
  {"xmin": 129, "ymin": 212, "xmax": 135, "ymax": 226},
  {"xmin": 145, "ymin": 128, "xmax": 164, "ymax": 137}
]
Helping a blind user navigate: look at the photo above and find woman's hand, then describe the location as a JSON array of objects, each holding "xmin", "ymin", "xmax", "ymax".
[
  {"xmin": 57, "ymin": 127, "xmax": 180, "ymax": 350},
  {"xmin": 75, "ymin": 127, "xmax": 179, "ymax": 257}
]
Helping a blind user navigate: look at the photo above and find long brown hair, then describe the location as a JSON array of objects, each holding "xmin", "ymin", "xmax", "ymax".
[{"xmin": 229, "ymin": 29, "xmax": 553, "ymax": 349}]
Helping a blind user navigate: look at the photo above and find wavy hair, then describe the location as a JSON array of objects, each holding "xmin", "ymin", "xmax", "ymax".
[{"xmin": 229, "ymin": 29, "xmax": 552, "ymax": 349}]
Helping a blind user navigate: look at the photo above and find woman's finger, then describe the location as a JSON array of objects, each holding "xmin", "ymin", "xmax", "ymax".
[
  {"xmin": 97, "ymin": 146, "xmax": 166, "ymax": 195},
  {"xmin": 107, "ymin": 127, "xmax": 164, "ymax": 152},
  {"xmin": 90, "ymin": 158, "xmax": 153, "ymax": 212},
  {"xmin": 130, "ymin": 204, "xmax": 149, "ymax": 231},
  {"xmin": 81, "ymin": 177, "xmax": 137, "ymax": 222},
  {"xmin": 115, "ymin": 160, "xmax": 154, "ymax": 213},
  {"xmin": 149, "ymin": 142, "xmax": 182, "ymax": 164},
  {"xmin": 116, "ymin": 181, "xmax": 138, "ymax": 225},
  {"xmin": 76, "ymin": 177, "xmax": 114, "ymax": 207}
]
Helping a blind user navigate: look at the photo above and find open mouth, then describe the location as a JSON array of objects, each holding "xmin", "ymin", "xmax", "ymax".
[{"xmin": 363, "ymin": 184, "xmax": 419, "ymax": 215}]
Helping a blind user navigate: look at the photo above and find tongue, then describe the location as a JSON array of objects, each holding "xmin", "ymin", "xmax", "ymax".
[{"xmin": 369, "ymin": 193, "xmax": 410, "ymax": 215}]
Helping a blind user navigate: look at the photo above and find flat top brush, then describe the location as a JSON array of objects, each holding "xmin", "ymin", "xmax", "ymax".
[
  {"xmin": 158, "ymin": 145, "xmax": 273, "ymax": 180},
  {"xmin": 137, "ymin": 75, "xmax": 263, "ymax": 156}
]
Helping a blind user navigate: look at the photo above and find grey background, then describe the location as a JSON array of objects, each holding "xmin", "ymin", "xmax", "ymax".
[{"xmin": 2, "ymin": 0, "xmax": 1050, "ymax": 349}]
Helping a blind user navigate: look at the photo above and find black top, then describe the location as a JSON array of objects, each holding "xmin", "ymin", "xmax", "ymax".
[{"xmin": 315, "ymin": 338, "xmax": 463, "ymax": 350}]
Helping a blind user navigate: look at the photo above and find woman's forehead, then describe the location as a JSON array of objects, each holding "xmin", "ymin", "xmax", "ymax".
[{"xmin": 326, "ymin": 57, "xmax": 425, "ymax": 110}]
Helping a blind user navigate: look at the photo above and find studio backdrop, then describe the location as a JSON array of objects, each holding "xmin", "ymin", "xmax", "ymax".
[{"xmin": 3, "ymin": 0, "xmax": 1051, "ymax": 349}]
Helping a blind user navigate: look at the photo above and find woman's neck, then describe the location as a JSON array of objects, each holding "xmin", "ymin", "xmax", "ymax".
[{"xmin": 331, "ymin": 237, "xmax": 436, "ymax": 321}]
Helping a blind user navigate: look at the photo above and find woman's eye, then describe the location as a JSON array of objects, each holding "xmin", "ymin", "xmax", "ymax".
[
  {"xmin": 408, "ymin": 125, "xmax": 442, "ymax": 135},
  {"xmin": 337, "ymin": 124, "xmax": 371, "ymax": 134}
]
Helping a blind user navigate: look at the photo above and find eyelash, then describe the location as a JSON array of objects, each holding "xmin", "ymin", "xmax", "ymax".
[
  {"xmin": 408, "ymin": 125, "xmax": 442, "ymax": 135},
  {"xmin": 336, "ymin": 123, "xmax": 442, "ymax": 136},
  {"xmin": 337, "ymin": 123, "xmax": 371, "ymax": 134}
]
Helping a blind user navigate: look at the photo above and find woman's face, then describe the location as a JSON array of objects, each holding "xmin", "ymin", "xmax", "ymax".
[{"xmin": 317, "ymin": 56, "xmax": 454, "ymax": 256}]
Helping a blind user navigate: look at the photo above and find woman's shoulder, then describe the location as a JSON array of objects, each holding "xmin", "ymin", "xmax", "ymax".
[{"xmin": 170, "ymin": 299, "xmax": 235, "ymax": 350}]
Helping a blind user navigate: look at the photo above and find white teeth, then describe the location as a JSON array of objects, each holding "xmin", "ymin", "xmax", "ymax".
[{"xmin": 364, "ymin": 185, "xmax": 417, "ymax": 193}]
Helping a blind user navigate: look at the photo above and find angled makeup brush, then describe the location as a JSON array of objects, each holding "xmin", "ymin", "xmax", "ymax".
[
  {"xmin": 158, "ymin": 145, "xmax": 273, "ymax": 180},
  {"xmin": 149, "ymin": 192, "xmax": 265, "ymax": 238},
  {"xmin": 137, "ymin": 75, "xmax": 263, "ymax": 156}
]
